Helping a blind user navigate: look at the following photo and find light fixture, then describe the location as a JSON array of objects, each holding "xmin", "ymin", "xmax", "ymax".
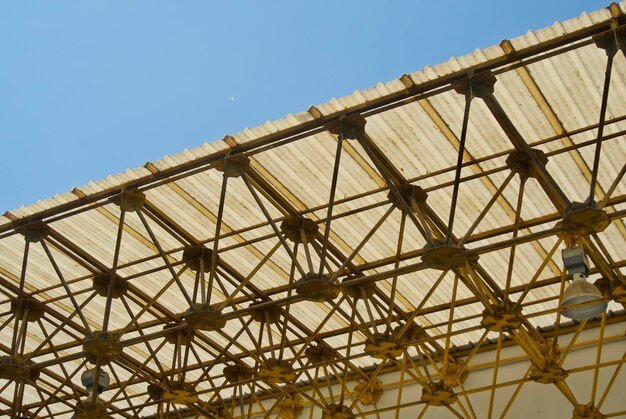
[
  {"xmin": 81, "ymin": 368, "xmax": 110, "ymax": 398},
  {"xmin": 559, "ymin": 246, "xmax": 607, "ymax": 320},
  {"xmin": 72, "ymin": 369, "xmax": 111, "ymax": 419}
]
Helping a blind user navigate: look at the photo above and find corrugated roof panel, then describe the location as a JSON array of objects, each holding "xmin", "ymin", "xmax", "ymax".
[
  {"xmin": 427, "ymin": 92, "xmax": 513, "ymax": 163},
  {"xmin": 492, "ymin": 71, "xmax": 556, "ymax": 143},
  {"xmin": 8, "ymin": 191, "xmax": 79, "ymax": 219},
  {"xmin": 366, "ymin": 107, "xmax": 458, "ymax": 174},
  {"xmin": 526, "ymin": 46, "xmax": 608, "ymax": 132},
  {"xmin": 250, "ymin": 132, "xmax": 382, "ymax": 210},
  {"xmin": 2, "ymin": 5, "xmax": 625, "ymax": 417}
]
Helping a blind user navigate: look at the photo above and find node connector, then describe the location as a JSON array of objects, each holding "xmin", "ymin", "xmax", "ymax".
[
  {"xmin": 18, "ymin": 222, "xmax": 50, "ymax": 243},
  {"xmin": 530, "ymin": 341, "xmax": 568, "ymax": 384},
  {"xmin": 441, "ymin": 358, "xmax": 468, "ymax": 388},
  {"xmin": 147, "ymin": 381, "xmax": 198, "ymax": 405},
  {"xmin": 325, "ymin": 115, "xmax": 367, "ymax": 141},
  {"xmin": 572, "ymin": 402, "xmax": 606, "ymax": 419},
  {"xmin": 394, "ymin": 322, "xmax": 427, "ymax": 347},
  {"xmin": 341, "ymin": 276, "xmax": 376, "ymax": 299},
  {"xmin": 530, "ymin": 364, "xmax": 569, "ymax": 384},
  {"xmin": 249, "ymin": 301, "xmax": 282, "ymax": 324},
  {"xmin": 10, "ymin": 298, "xmax": 45, "ymax": 322},
  {"xmin": 364, "ymin": 332, "xmax": 402, "ymax": 360},
  {"xmin": 304, "ymin": 342, "xmax": 336, "ymax": 364},
  {"xmin": 296, "ymin": 272, "xmax": 339, "ymax": 303},
  {"xmin": 296, "ymin": 273, "xmax": 339, "ymax": 302},
  {"xmin": 0, "ymin": 355, "xmax": 40, "ymax": 383},
  {"xmin": 162, "ymin": 323, "xmax": 194, "ymax": 345},
  {"xmin": 505, "ymin": 149, "xmax": 548, "ymax": 179},
  {"xmin": 214, "ymin": 155, "xmax": 250, "ymax": 178},
  {"xmin": 113, "ymin": 189, "xmax": 145, "ymax": 212},
  {"xmin": 480, "ymin": 302, "xmax": 523, "ymax": 332},
  {"xmin": 184, "ymin": 304, "xmax": 226, "ymax": 331},
  {"xmin": 83, "ymin": 331, "xmax": 123, "ymax": 364},
  {"xmin": 258, "ymin": 358, "xmax": 297, "ymax": 384},
  {"xmin": 422, "ymin": 240, "xmax": 474, "ymax": 270},
  {"xmin": 353, "ymin": 378, "xmax": 383, "ymax": 405},
  {"xmin": 420, "ymin": 381, "xmax": 458, "ymax": 406},
  {"xmin": 223, "ymin": 363, "xmax": 254, "ymax": 384},
  {"xmin": 280, "ymin": 215, "xmax": 318, "ymax": 243},
  {"xmin": 201, "ymin": 404, "xmax": 233, "ymax": 419},
  {"xmin": 321, "ymin": 403, "xmax": 355, "ymax": 419},
  {"xmin": 594, "ymin": 277, "xmax": 626, "ymax": 304},
  {"xmin": 182, "ymin": 246, "xmax": 217, "ymax": 273},
  {"xmin": 74, "ymin": 400, "xmax": 110, "ymax": 419},
  {"xmin": 387, "ymin": 184, "xmax": 427, "ymax": 209},
  {"xmin": 560, "ymin": 201, "xmax": 610, "ymax": 238},
  {"xmin": 162, "ymin": 382, "xmax": 198, "ymax": 405},
  {"xmin": 276, "ymin": 392, "xmax": 304, "ymax": 419},
  {"xmin": 92, "ymin": 274, "xmax": 128, "ymax": 299}
]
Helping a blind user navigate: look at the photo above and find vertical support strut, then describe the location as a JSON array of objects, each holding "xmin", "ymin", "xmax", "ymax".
[
  {"xmin": 11, "ymin": 239, "xmax": 30, "ymax": 359},
  {"xmin": 208, "ymin": 173, "xmax": 229, "ymax": 305},
  {"xmin": 503, "ymin": 176, "xmax": 526, "ymax": 302},
  {"xmin": 588, "ymin": 26, "xmax": 621, "ymax": 203},
  {"xmin": 102, "ymin": 208, "xmax": 125, "ymax": 335},
  {"xmin": 473, "ymin": 72, "xmax": 571, "ymax": 212},
  {"xmin": 318, "ymin": 124, "xmax": 345, "ymax": 275},
  {"xmin": 447, "ymin": 82, "xmax": 474, "ymax": 242},
  {"xmin": 242, "ymin": 174, "xmax": 307, "ymax": 278}
]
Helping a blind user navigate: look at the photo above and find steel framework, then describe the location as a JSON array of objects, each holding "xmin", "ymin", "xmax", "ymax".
[{"xmin": 1, "ymin": 3, "xmax": 626, "ymax": 418}]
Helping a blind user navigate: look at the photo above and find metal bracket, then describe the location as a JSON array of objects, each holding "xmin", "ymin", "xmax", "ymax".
[
  {"xmin": 296, "ymin": 273, "xmax": 339, "ymax": 302},
  {"xmin": 387, "ymin": 183, "xmax": 427, "ymax": 209},
  {"xmin": 18, "ymin": 222, "xmax": 50, "ymax": 243},
  {"xmin": 280, "ymin": 215, "xmax": 319, "ymax": 244},
  {"xmin": 214, "ymin": 154, "xmax": 250, "ymax": 178},
  {"xmin": 83, "ymin": 331, "xmax": 123, "ymax": 364},
  {"xmin": 258, "ymin": 358, "xmax": 297, "ymax": 383},
  {"xmin": 480, "ymin": 302, "xmax": 523, "ymax": 332},
  {"xmin": 505, "ymin": 149, "xmax": 549, "ymax": 179},
  {"xmin": 184, "ymin": 304, "xmax": 226, "ymax": 331},
  {"xmin": 421, "ymin": 240, "xmax": 475, "ymax": 270},
  {"xmin": 341, "ymin": 276, "xmax": 376, "ymax": 300},
  {"xmin": 10, "ymin": 298, "xmax": 45, "ymax": 322},
  {"xmin": 92, "ymin": 274, "xmax": 128, "ymax": 299},
  {"xmin": 420, "ymin": 381, "xmax": 458, "ymax": 406},
  {"xmin": 321, "ymin": 403, "xmax": 355, "ymax": 419},
  {"xmin": 326, "ymin": 115, "xmax": 367, "ymax": 141},
  {"xmin": 182, "ymin": 245, "xmax": 217, "ymax": 272},
  {"xmin": 113, "ymin": 189, "xmax": 145, "ymax": 212},
  {"xmin": 223, "ymin": 363, "xmax": 254, "ymax": 384},
  {"xmin": 304, "ymin": 342, "xmax": 336, "ymax": 363},
  {"xmin": 353, "ymin": 378, "xmax": 383, "ymax": 405},
  {"xmin": 593, "ymin": 25, "xmax": 626, "ymax": 57},
  {"xmin": 453, "ymin": 72, "xmax": 497, "ymax": 99}
]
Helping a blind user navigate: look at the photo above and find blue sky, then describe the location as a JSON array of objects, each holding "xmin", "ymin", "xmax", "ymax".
[{"xmin": 0, "ymin": 1, "xmax": 609, "ymax": 212}]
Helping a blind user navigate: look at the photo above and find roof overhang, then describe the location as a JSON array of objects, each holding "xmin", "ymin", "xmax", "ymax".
[{"xmin": 1, "ymin": 3, "xmax": 626, "ymax": 418}]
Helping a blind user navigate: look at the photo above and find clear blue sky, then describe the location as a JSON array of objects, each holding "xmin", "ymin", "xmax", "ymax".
[{"xmin": 0, "ymin": 1, "xmax": 609, "ymax": 212}]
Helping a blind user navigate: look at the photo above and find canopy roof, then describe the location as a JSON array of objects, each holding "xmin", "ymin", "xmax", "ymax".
[{"xmin": 1, "ymin": 3, "xmax": 626, "ymax": 418}]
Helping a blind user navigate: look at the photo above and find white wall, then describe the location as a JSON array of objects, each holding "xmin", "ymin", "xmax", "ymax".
[{"xmin": 245, "ymin": 322, "xmax": 626, "ymax": 418}]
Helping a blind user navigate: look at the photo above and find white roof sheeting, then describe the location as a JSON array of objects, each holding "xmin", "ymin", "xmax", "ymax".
[{"xmin": 1, "ymin": 3, "xmax": 626, "ymax": 418}]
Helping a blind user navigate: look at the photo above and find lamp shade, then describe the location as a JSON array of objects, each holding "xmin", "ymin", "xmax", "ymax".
[
  {"xmin": 560, "ymin": 276, "xmax": 607, "ymax": 321},
  {"xmin": 81, "ymin": 368, "xmax": 110, "ymax": 395}
]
